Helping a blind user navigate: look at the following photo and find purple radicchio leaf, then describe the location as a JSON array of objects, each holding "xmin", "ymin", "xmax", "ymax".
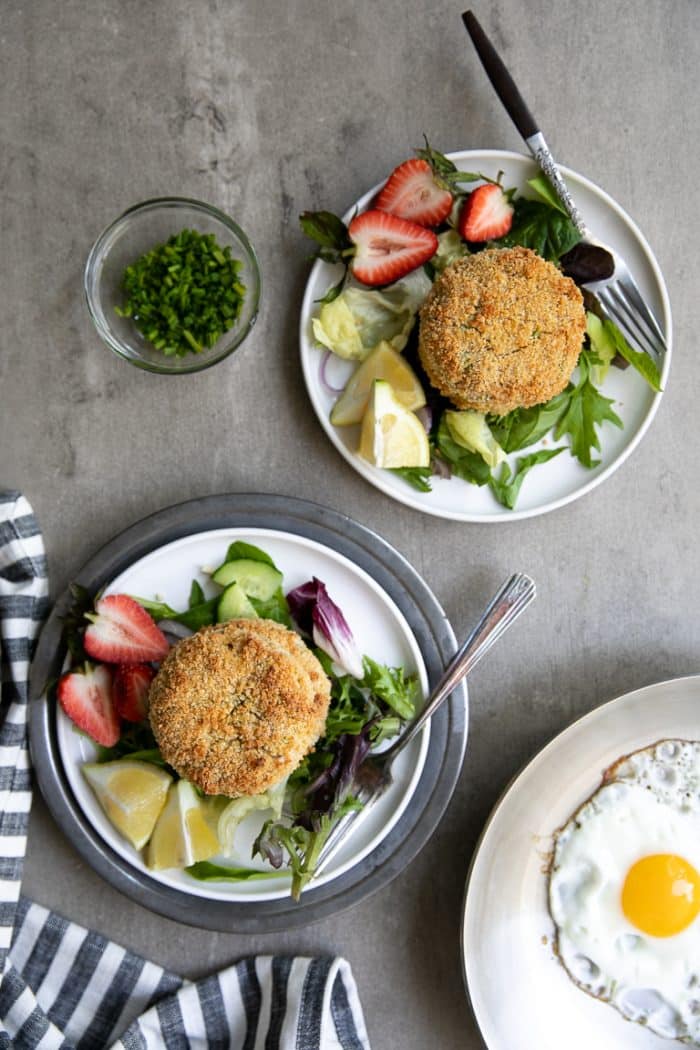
[
  {"xmin": 297, "ymin": 727, "xmax": 374, "ymax": 830},
  {"xmin": 287, "ymin": 577, "xmax": 364, "ymax": 679}
]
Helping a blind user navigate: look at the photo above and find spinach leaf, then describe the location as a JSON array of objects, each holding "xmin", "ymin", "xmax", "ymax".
[
  {"xmin": 188, "ymin": 579, "xmax": 205, "ymax": 608},
  {"xmin": 498, "ymin": 198, "xmax": 581, "ymax": 261},
  {"xmin": 223, "ymin": 541, "xmax": 277, "ymax": 567},
  {"xmin": 250, "ymin": 587, "xmax": 293, "ymax": 627},
  {"xmin": 489, "ymin": 390, "xmax": 571, "ymax": 453},
  {"xmin": 554, "ymin": 349, "xmax": 623, "ymax": 467},
  {"xmin": 135, "ymin": 595, "xmax": 218, "ymax": 631},
  {"xmin": 434, "ymin": 414, "xmax": 491, "ymax": 486},
  {"xmin": 186, "ymin": 861, "xmax": 285, "ymax": 882},
  {"xmin": 489, "ymin": 448, "xmax": 566, "ymax": 509},
  {"xmin": 390, "ymin": 466, "xmax": 433, "ymax": 492}
]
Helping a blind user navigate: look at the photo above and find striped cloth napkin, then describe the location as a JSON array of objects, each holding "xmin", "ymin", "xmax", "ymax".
[{"xmin": 0, "ymin": 492, "xmax": 371, "ymax": 1050}]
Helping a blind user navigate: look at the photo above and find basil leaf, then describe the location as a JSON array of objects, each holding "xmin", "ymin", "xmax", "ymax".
[
  {"xmin": 498, "ymin": 198, "xmax": 581, "ymax": 261},
  {"xmin": 554, "ymin": 350, "xmax": 623, "ymax": 467},
  {"xmin": 489, "ymin": 448, "xmax": 566, "ymax": 509},
  {"xmin": 299, "ymin": 210, "xmax": 351, "ymax": 252},
  {"xmin": 434, "ymin": 415, "xmax": 491, "ymax": 486}
]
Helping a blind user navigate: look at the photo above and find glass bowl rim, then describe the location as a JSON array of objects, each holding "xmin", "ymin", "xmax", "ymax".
[{"xmin": 84, "ymin": 196, "xmax": 261, "ymax": 375}]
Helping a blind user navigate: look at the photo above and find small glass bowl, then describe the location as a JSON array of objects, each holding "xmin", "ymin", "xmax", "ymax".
[{"xmin": 84, "ymin": 197, "xmax": 261, "ymax": 374}]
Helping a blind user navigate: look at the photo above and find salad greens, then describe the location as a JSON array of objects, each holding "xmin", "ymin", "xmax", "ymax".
[{"xmin": 304, "ymin": 143, "xmax": 664, "ymax": 509}]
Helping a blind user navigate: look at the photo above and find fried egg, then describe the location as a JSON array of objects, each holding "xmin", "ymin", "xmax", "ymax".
[{"xmin": 549, "ymin": 740, "xmax": 700, "ymax": 1044}]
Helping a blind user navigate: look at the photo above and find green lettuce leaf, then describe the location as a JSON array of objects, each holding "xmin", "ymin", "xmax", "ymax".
[
  {"xmin": 312, "ymin": 269, "xmax": 431, "ymax": 360},
  {"xmin": 488, "ymin": 389, "xmax": 570, "ymax": 453},
  {"xmin": 591, "ymin": 313, "xmax": 663, "ymax": 393}
]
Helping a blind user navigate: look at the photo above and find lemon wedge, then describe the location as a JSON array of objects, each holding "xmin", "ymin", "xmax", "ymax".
[
  {"xmin": 82, "ymin": 760, "xmax": 172, "ymax": 850},
  {"xmin": 330, "ymin": 342, "xmax": 426, "ymax": 426},
  {"xmin": 146, "ymin": 780, "xmax": 221, "ymax": 871},
  {"xmin": 359, "ymin": 380, "xmax": 430, "ymax": 469}
]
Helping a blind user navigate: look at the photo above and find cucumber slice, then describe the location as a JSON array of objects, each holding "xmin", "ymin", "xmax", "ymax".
[
  {"xmin": 217, "ymin": 582, "xmax": 259, "ymax": 622},
  {"xmin": 211, "ymin": 558, "xmax": 283, "ymax": 600}
]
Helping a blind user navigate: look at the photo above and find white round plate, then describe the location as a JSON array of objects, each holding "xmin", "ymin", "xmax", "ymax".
[
  {"xmin": 462, "ymin": 675, "xmax": 700, "ymax": 1050},
  {"xmin": 56, "ymin": 527, "xmax": 430, "ymax": 902},
  {"xmin": 299, "ymin": 149, "xmax": 672, "ymax": 522}
]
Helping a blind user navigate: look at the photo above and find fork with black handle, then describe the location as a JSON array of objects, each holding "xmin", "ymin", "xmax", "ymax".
[
  {"xmin": 462, "ymin": 9, "xmax": 667, "ymax": 361},
  {"xmin": 309, "ymin": 572, "xmax": 536, "ymax": 884}
]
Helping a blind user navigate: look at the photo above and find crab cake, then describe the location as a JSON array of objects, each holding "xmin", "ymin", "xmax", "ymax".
[
  {"xmin": 148, "ymin": 619, "xmax": 331, "ymax": 798},
  {"xmin": 418, "ymin": 246, "xmax": 586, "ymax": 415}
]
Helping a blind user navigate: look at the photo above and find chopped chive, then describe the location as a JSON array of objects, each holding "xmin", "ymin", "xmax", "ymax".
[{"xmin": 115, "ymin": 227, "xmax": 246, "ymax": 357}]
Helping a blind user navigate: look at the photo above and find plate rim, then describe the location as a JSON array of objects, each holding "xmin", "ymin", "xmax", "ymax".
[
  {"xmin": 299, "ymin": 147, "xmax": 673, "ymax": 523},
  {"xmin": 29, "ymin": 492, "xmax": 468, "ymax": 933},
  {"xmin": 460, "ymin": 672, "xmax": 700, "ymax": 1049}
]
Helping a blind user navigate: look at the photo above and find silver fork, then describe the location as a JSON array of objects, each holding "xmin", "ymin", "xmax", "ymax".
[
  {"xmin": 462, "ymin": 10, "xmax": 667, "ymax": 361},
  {"xmin": 309, "ymin": 572, "xmax": 536, "ymax": 883}
]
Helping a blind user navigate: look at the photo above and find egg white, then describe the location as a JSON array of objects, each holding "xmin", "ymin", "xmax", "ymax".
[{"xmin": 549, "ymin": 740, "xmax": 700, "ymax": 1044}]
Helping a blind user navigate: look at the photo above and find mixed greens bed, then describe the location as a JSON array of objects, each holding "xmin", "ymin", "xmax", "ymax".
[
  {"xmin": 301, "ymin": 144, "xmax": 663, "ymax": 510},
  {"xmin": 56, "ymin": 541, "xmax": 418, "ymax": 900}
]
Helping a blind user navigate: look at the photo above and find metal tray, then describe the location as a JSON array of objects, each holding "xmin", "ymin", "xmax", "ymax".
[{"xmin": 29, "ymin": 493, "xmax": 468, "ymax": 933}]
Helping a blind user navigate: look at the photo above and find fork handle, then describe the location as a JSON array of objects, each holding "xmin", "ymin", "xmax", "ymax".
[
  {"xmin": 383, "ymin": 573, "xmax": 536, "ymax": 762},
  {"xmin": 462, "ymin": 11, "xmax": 538, "ymax": 139},
  {"xmin": 462, "ymin": 11, "xmax": 589, "ymax": 237}
]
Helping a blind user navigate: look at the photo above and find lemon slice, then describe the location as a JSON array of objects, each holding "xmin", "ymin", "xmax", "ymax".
[
  {"xmin": 330, "ymin": 342, "xmax": 426, "ymax": 426},
  {"xmin": 146, "ymin": 780, "xmax": 221, "ymax": 871},
  {"xmin": 82, "ymin": 760, "xmax": 172, "ymax": 850},
  {"xmin": 359, "ymin": 380, "xmax": 430, "ymax": 468}
]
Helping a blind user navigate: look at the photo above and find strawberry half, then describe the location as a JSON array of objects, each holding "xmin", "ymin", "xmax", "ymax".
[
  {"xmin": 375, "ymin": 158, "xmax": 453, "ymax": 227},
  {"xmin": 113, "ymin": 663, "xmax": 155, "ymax": 723},
  {"xmin": 348, "ymin": 210, "xmax": 438, "ymax": 287},
  {"xmin": 458, "ymin": 184, "xmax": 514, "ymax": 242},
  {"xmin": 84, "ymin": 594, "xmax": 169, "ymax": 664},
  {"xmin": 58, "ymin": 664, "xmax": 120, "ymax": 746}
]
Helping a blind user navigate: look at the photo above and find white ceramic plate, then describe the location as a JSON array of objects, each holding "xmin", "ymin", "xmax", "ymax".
[
  {"xmin": 462, "ymin": 675, "xmax": 700, "ymax": 1050},
  {"xmin": 299, "ymin": 149, "xmax": 672, "ymax": 522},
  {"xmin": 56, "ymin": 527, "xmax": 430, "ymax": 902}
]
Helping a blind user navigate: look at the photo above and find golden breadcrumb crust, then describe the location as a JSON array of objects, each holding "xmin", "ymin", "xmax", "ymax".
[
  {"xmin": 418, "ymin": 246, "xmax": 586, "ymax": 415},
  {"xmin": 148, "ymin": 619, "xmax": 331, "ymax": 797}
]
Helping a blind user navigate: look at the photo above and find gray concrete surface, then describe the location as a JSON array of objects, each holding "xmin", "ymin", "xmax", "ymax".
[{"xmin": 2, "ymin": 1, "xmax": 699, "ymax": 1047}]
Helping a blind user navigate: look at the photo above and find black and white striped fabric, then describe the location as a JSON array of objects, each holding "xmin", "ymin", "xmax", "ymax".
[{"xmin": 0, "ymin": 492, "xmax": 371, "ymax": 1050}]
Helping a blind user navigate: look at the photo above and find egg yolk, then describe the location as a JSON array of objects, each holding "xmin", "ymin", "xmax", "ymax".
[{"xmin": 621, "ymin": 854, "xmax": 700, "ymax": 937}]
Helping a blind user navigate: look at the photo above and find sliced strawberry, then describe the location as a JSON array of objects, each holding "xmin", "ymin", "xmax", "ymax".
[
  {"xmin": 348, "ymin": 210, "xmax": 438, "ymax": 287},
  {"xmin": 57, "ymin": 664, "xmax": 120, "ymax": 746},
  {"xmin": 84, "ymin": 594, "xmax": 169, "ymax": 664},
  {"xmin": 113, "ymin": 663, "xmax": 155, "ymax": 723},
  {"xmin": 375, "ymin": 158, "xmax": 453, "ymax": 227},
  {"xmin": 458, "ymin": 184, "xmax": 514, "ymax": 242}
]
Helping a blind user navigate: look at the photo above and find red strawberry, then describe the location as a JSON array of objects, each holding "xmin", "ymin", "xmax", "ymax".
[
  {"xmin": 84, "ymin": 594, "xmax": 169, "ymax": 664},
  {"xmin": 458, "ymin": 184, "xmax": 514, "ymax": 242},
  {"xmin": 57, "ymin": 664, "xmax": 120, "ymax": 746},
  {"xmin": 113, "ymin": 663, "xmax": 155, "ymax": 723},
  {"xmin": 375, "ymin": 158, "xmax": 453, "ymax": 227},
  {"xmin": 348, "ymin": 210, "xmax": 438, "ymax": 287}
]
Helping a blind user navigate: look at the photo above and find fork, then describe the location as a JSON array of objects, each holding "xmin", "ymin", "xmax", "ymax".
[
  {"xmin": 462, "ymin": 10, "xmax": 667, "ymax": 361},
  {"xmin": 309, "ymin": 572, "xmax": 536, "ymax": 883}
]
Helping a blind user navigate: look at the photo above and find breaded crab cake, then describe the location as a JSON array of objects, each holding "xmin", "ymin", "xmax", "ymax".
[
  {"xmin": 418, "ymin": 246, "xmax": 586, "ymax": 415},
  {"xmin": 148, "ymin": 619, "xmax": 331, "ymax": 797}
]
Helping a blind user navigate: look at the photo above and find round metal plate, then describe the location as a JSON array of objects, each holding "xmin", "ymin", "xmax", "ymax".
[{"xmin": 29, "ymin": 493, "xmax": 468, "ymax": 933}]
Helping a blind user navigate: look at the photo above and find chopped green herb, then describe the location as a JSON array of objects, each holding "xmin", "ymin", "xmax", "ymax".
[{"xmin": 115, "ymin": 228, "xmax": 246, "ymax": 357}]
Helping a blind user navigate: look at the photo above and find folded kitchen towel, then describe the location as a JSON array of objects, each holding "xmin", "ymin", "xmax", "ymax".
[{"xmin": 0, "ymin": 492, "xmax": 371, "ymax": 1050}]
